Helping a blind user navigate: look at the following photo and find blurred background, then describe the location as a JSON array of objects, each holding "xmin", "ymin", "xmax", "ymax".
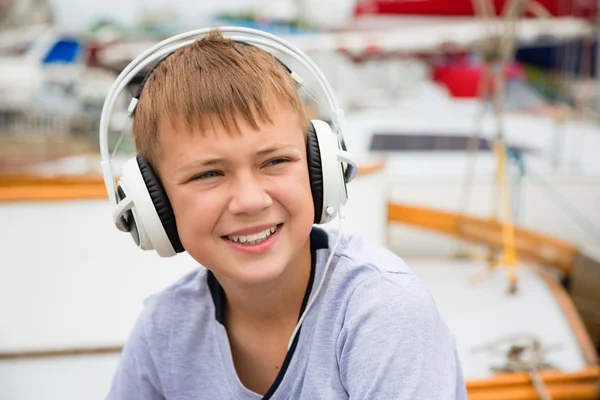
[{"xmin": 1, "ymin": 0, "xmax": 600, "ymax": 399}]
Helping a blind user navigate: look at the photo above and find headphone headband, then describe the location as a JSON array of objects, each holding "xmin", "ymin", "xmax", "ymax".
[{"xmin": 99, "ymin": 26, "xmax": 356, "ymax": 205}]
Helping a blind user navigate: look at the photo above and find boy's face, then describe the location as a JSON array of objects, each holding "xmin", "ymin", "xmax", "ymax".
[{"xmin": 157, "ymin": 100, "xmax": 314, "ymax": 287}]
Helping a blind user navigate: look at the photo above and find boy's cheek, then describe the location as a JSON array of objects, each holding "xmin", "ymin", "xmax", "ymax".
[{"xmin": 172, "ymin": 197, "xmax": 223, "ymax": 236}]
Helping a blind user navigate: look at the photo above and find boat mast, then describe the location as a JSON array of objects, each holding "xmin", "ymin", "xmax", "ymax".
[{"xmin": 466, "ymin": 0, "xmax": 555, "ymax": 294}]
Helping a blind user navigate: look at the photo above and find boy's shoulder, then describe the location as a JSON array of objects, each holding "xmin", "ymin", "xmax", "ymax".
[
  {"xmin": 325, "ymin": 228, "xmax": 451, "ymax": 340},
  {"xmin": 322, "ymin": 228, "xmax": 438, "ymax": 318},
  {"xmin": 137, "ymin": 267, "xmax": 211, "ymax": 336},
  {"xmin": 330, "ymin": 228, "xmax": 414, "ymax": 276}
]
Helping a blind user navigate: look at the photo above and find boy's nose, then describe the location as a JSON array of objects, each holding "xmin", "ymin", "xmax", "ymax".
[{"xmin": 228, "ymin": 174, "xmax": 273, "ymax": 216}]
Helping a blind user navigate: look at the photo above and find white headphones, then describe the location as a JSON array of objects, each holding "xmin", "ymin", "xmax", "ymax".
[{"xmin": 99, "ymin": 26, "xmax": 358, "ymax": 257}]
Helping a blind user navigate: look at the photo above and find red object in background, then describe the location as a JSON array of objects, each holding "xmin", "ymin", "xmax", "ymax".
[
  {"xmin": 432, "ymin": 61, "xmax": 524, "ymax": 98},
  {"xmin": 354, "ymin": 0, "xmax": 597, "ymax": 18}
]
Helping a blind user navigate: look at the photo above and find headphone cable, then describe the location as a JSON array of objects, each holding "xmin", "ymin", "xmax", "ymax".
[{"xmin": 287, "ymin": 207, "xmax": 345, "ymax": 350}]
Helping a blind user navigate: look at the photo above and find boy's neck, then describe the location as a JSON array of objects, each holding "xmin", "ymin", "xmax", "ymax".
[{"xmin": 217, "ymin": 238, "xmax": 312, "ymax": 328}]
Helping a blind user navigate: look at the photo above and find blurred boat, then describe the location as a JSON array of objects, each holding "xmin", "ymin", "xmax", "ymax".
[
  {"xmin": 0, "ymin": 25, "xmax": 117, "ymax": 114},
  {"xmin": 0, "ymin": 25, "xmax": 125, "ymax": 172}
]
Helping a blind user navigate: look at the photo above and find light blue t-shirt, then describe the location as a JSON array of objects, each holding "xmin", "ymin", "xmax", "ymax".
[{"xmin": 107, "ymin": 227, "xmax": 467, "ymax": 399}]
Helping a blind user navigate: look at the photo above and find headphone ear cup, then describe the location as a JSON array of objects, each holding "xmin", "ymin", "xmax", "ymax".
[
  {"xmin": 116, "ymin": 184, "xmax": 141, "ymax": 246},
  {"xmin": 306, "ymin": 122, "xmax": 324, "ymax": 224},
  {"xmin": 136, "ymin": 154, "xmax": 184, "ymax": 252}
]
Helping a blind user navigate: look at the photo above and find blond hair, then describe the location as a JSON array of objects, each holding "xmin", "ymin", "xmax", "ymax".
[{"xmin": 132, "ymin": 29, "xmax": 307, "ymax": 167}]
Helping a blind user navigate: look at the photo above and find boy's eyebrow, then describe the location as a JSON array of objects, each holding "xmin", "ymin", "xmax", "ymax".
[
  {"xmin": 176, "ymin": 158, "xmax": 224, "ymax": 176},
  {"xmin": 177, "ymin": 145, "xmax": 298, "ymax": 174},
  {"xmin": 255, "ymin": 145, "xmax": 294, "ymax": 156},
  {"xmin": 188, "ymin": 158, "xmax": 224, "ymax": 168}
]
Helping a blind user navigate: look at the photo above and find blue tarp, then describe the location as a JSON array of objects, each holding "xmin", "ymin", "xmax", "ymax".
[{"xmin": 42, "ymin": 39, "xmax": 81, "ymax": 64}]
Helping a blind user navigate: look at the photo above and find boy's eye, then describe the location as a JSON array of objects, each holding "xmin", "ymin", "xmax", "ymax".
[
  {"xmin": 191, "ymin": 170, "xmax": 222, "ymax": 181},
  {"xmin": 264, "ymin": 158, "xmax": 289, "ymax": 167}
]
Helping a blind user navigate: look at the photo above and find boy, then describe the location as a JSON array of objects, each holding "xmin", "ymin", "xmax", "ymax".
[{"xmin": 107, "ymin": 29, "xmax": 467, "ymax": 399}]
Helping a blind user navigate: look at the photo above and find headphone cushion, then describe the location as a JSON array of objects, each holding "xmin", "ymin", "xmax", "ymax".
[
  {"xmin": 136, "ymin": 154, "xmax": 184, "ymax": 252},
  {"xmin": 306, "ymin": 122, "xmax": 324, "ymax": 224}
]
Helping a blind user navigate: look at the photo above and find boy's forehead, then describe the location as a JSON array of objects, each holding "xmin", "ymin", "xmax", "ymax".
[
  {"xmin": 157, "ymin": 100, "xmax": 305, "ymax": 142},
  {"xmin": 156, "ymin": 108, "xmax": 305, "ymax": 157}
]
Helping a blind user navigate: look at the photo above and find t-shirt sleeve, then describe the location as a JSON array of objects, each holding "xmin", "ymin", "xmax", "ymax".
[
  {"xmin": 337, "ymin": 271, "xmax": 468, "ymax": 400},
  {"xmin": 106, "ymin": 311, "xmax": 165, "ymax": 400}
]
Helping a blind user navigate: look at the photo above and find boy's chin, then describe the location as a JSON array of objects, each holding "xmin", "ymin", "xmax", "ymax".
[{"xmin": 226, "ymin": 259, "xmax": 291, "ymax": 287}]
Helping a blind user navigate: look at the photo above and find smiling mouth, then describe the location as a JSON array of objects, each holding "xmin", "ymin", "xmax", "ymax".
[{"xmin": 223, "ymin": 224, "xmax": 282, "ymax": 245}]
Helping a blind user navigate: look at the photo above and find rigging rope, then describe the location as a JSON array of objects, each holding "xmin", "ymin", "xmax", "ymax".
[
  {"xmin": 516, "ymin": 150, "xmax": 600, "ymax": 243},
  {"xmin": 472, "ymin": 332, "xmax": 557, "ymax": 400}
]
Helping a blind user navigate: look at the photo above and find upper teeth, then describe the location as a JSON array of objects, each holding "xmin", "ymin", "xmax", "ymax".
[{"xmin": 228, "ymin": 226, "xmax": 277, "ymax": 244}]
